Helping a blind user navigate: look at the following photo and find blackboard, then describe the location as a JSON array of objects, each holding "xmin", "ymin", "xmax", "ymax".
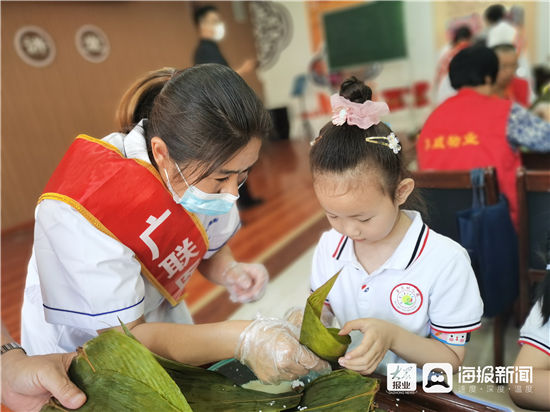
[{"xmin": 323, "ymin": 1, "xmax": 407, "ymax": 70}]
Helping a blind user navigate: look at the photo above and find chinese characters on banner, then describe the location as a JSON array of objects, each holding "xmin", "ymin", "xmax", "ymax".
[{"xmin": 423, "ymin": 132, "xmax": 480, "ymax": 151}]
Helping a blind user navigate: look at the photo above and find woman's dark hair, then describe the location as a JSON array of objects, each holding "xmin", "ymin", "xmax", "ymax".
[
  {"xmin": 484, "ymin": 4, "xmax": 506, "ymax": 24},
  {"xmin": 310, "ymin": 77, "xmax": 423, "ymax": 211},
  {"xmin": 116, "ymin": 67, "xmax": 174, "ymax": 134},
  {"xmin": 492, "ymin": 43, "xmax": 516, "ymax": 54},
  {"xmin": 449, "ymin": 46, "xmax": 499, "ymax": 89},
  {"xmin": 194, "ymin": 5, "xmax": 218, "ymax": 26},
  {"xmin": 452, "ymin": 25, "xmax": 472, "ymax": 46},
  {"xmin": 116, "ymin": 64, "xmax": 272, "ymax": 184}
]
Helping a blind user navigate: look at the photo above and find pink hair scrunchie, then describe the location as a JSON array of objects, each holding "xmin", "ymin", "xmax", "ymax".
[{"xmin": 330, "ymin": 94, "xmax": 390, "ymax": 130}]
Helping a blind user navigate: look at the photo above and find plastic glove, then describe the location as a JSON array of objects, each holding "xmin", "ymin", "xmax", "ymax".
[
  {"xmin": 284, "ymin": 307, "xmax": 305, "ymax": 330},
  {"xmin": 223, "ymin": 262, "xmax": 269, "ymax": 303},
  {"xmin": 235, "ymin": 317, "xmax": 331, "ymax": 384},
  {"xmin": 284, "ymin": 305, "xmax": 335, "ymax": 330}
]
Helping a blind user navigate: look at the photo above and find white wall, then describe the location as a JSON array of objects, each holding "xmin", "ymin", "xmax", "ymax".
[
  {"xmin": 372, "ymin": 1, "xmax": 437, "ymax": 132},
  {"xmin": 535, "ymin": 0, "xmax": 550, "ymax": 65},
  {"xmin": 257, "ymin": 1, "xmax": 315, "ymax": 139}
]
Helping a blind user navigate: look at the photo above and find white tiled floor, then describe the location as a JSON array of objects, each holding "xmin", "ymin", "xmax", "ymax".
[{"xmin": 230, "ymin": 246, "xmax": 534, "ymax": 411}]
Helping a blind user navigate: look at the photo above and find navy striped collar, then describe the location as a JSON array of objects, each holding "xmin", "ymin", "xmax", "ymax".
[{"xmin": 332, "ymin": 210, "xmax": 429, "ymax": 271}]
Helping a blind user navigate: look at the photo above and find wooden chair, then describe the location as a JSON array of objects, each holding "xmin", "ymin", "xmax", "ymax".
[
  {"xmin": 516, "ymin": 167, "xmax": 550, "ymax": 324},
  {"xmin": 412, "ymin": 168, "xmax": 498, "ymax": 242},
  {"xmin": 411, "ymin": 167, "xmax": 506, "ymax": 366}
]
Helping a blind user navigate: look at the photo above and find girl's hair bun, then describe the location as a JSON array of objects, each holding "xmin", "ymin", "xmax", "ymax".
[{"xmin": 339, "ymin": 76, "xmax": 372, "ymax": 103}]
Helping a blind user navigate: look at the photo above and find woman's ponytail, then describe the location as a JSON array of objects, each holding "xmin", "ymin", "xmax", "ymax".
[{"xmin": 115, "ymin": 67, "xmax": 176, "ymax": 133}]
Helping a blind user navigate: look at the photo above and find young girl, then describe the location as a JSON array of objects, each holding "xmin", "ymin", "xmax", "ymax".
[
  {"xmin": 19, "ymin": 64, "xmax": 328, "ymax": 384},
  {"xmin": 309, "ymin": 77, "xmax": 484, "ymax": 376},
  {"xmin": 510, "ymin": 269, "xmax": 550, "ymax": 410}
]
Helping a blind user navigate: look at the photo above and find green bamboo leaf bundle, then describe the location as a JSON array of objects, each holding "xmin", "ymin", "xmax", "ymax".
[
  {"xmin": 40, "ymin": 317, "xmax": 380, "ymax": 412},
  {"xmin": 300, "ymin": 270, "xmax": 351, "ymax": 362},
  {"xmin": 120, "ymin": 322, "xmax": 302, "ymax": 411},
  {"xmin": 290, "ymin": 369, "xmax": 379, "ymax": 411},
  {"xmin": 41, "ymin": 330, "xmax": 191, "ymax": 412},
  {"xmin": 156, "ymin": 355, "xmax": 302, "ymax": 412}
]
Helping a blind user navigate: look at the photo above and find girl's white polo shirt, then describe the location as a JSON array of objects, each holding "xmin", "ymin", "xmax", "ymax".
[
  {"xmin": 310, "ymin": 210, "xmax": 484, "ymax": 374},
  {"xmin": 21, "ymin": 122, "xmax": 241, "ymax": 355},
  {"xmin": 518, "ymin": 301, "xmax": 550, "ymax": 356}
]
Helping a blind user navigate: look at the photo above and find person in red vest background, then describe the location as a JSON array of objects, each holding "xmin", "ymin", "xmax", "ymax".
[{"xmin": 417, "ymin": 46, "xmax": 550, "ymax": 230}]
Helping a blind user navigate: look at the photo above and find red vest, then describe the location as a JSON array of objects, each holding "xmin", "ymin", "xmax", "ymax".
[
  {"xmin": 417, "ymin": 88, "xmax": 521, "ymax": 229},
  {"xmin": 508, "ymin": 77, "xmax": 529, "ymax": 108},
  {"xmin": 40, "ymin": 135, "xmax": 209, "ymax": 306}
]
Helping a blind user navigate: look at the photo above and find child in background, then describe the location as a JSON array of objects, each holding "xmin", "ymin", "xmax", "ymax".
[
  {"xmin": 510, "ymin": 273, "xmax": 550, "ymax": 410},
  {"xmin": 309, "ymin": 77, "xmax": 484, "ymax": 376}
]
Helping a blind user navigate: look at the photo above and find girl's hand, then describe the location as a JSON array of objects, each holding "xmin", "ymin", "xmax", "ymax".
[
  {"xmin": 337, "ymin": 318, "xmax": 396, "ymax": 375},
  {"xmin": 223, "ymin": 262, "xmax": 269, "ymax": 303}
]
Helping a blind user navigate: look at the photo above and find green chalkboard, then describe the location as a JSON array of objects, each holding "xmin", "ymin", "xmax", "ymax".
[{"xmin": 323, "ymin": 1, "xmax": 407, "ymax": 70}]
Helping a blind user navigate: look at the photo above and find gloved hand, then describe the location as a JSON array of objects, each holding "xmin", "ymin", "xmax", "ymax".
[
  {"xmin": 222, "ymin": 262, "xmax": 269, "ymax": 303},
  {"xmin": 284, "ymin": 307, "xmax": 305, "ymax": 330},
  {"xmin": 235, "ymin": 317, "xmax": 331, "ymax": 384},
  {"xmin": 284, "ymin": 305, "xmax": 335, "ymax": 329}
]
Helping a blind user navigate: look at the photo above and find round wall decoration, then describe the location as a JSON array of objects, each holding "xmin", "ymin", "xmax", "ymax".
[
  {"xmin": 14, "ymin": 26, "xmax": 56, "ymax": 67},
  {"xmin": 75, "ymin": 24, "xmax": 110, "ymax": 63},
  {"xmin": 250, "ymin": 1, "xmax": 293, "ymax": 71}
]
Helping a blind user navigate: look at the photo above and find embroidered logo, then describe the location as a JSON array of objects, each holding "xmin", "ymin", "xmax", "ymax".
[{"xmin": 390, "ymin": 283, "xmax": 423, "ymax": 315}]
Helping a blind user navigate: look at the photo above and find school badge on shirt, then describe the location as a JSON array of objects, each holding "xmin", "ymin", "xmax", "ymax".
[{"xmin": 390, "ymin": 283, "xmax": 423, "ymax": 315}]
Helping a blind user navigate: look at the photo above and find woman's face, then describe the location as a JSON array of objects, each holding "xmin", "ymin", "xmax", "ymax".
[
  {"xmin": 160, "ymin": 137, "xmax": 262, "ymax": 197},
  {"xmin": 495, "ymin": 49, "xmax": 518, "ymax": 89}
]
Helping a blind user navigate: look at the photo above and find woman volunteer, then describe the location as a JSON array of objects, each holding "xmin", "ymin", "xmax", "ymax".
[{"xmin": 20, "ymin": 64, "xmax": 328, "ymax": 384}]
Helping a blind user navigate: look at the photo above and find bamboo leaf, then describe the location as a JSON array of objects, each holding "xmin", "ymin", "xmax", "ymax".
[
  {"xmin": 158, "ymin": 356, "xmax": 301, "ymax": 412},
  {"xmin": 120, "ymin": 320, "xmax": 301, "ymax": 411},
  {"xmin": 41, "ymin": 330, "xmax": 191, "ymax": 412},
  {"xmin": 289, "ymin": 369, "xmax": 379, "ymax": 411},
  {"xmin": 41, "ymin": 370, "xmax": 185, "ymax": 412},
  {"xmin": 300, "ymin": 270, "xmax": 350, "ymax": 362}
]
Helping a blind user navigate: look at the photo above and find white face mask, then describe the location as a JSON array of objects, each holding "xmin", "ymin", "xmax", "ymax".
[{"xmin": 213, "ymin": 23, "xmax": 225, "ymax": 41}]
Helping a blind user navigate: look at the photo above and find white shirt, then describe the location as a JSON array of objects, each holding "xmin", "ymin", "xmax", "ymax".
[
  {"xmin": 518, "ymin": 301, "xmax": 550, "ymax": 357},
  {"xmin": 21, "ymin": 123, "xmax": 240, "ymax": 355},
  {"xmin": 436, "ymin": 74, "xmax": 457, "ymax": 105},
  {"xmin": 310, "ymin": 211, "xmax": 483, "ymax": 374}
]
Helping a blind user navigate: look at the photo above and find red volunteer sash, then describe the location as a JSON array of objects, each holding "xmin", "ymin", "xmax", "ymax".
[{"xmin": 39, "ymin": 135, "xmax": 209, "ymax": 306}]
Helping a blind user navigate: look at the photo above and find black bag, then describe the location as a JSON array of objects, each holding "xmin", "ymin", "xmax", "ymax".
[{"xmin": 457, "ymin": 169, "xmax": 519, "ymax": 317}]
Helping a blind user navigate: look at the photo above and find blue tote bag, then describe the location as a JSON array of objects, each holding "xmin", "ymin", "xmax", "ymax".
[{"xmin": 457, "ymin": 169, "xmax": 519, "ymax": 317}]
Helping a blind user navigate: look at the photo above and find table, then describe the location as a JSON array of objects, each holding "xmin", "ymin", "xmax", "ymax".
[{"xmin": 372, "ymin": 374, "xmax": 507, "ymax": 412}]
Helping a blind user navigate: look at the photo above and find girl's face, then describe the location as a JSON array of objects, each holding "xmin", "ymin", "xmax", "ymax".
[
  {"xmin": 313, "ymin": 171, "xmax": 412, "ymax": 245},
  {"xmin": 154, "ymin": 137, "xmax": 262, "ymax": 197}
]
